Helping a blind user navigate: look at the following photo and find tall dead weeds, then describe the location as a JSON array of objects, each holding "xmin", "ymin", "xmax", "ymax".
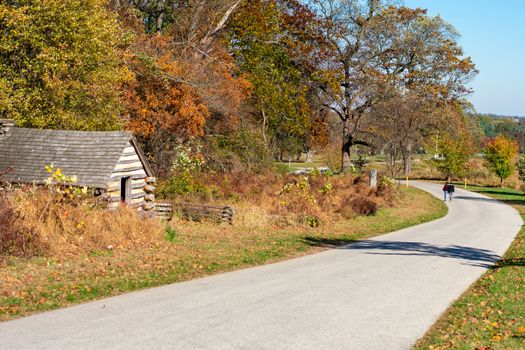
[
  {"xmin": 0, "ymin": 196, "xmax": 45, "ymax": 258},
  {"xmin": 1, "ymin": 188, "xmax": 163, "ymax": 258},
  {"xmin": 165, "ymin": 171, "xmax": 399, "ymax": 228}
]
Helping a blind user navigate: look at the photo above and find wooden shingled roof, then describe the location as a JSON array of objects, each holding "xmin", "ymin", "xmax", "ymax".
[{"xmin": 0, "ymin": 126, "xmax": 153, "ymax": 188}]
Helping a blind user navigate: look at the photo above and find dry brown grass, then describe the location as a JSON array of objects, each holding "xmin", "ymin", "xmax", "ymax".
[
  {"xmin": 2, "ymin": 188, "xmax": 163, "ymax": 258},
  {"xmin": 464, "ymin": 158, "xmax": 523, "ymax": 189},
  {"xmin": 166, "ymin": 172, "xmax": 397, "ymax": 229},
  {"xmin": 0, "ymin": 196, "xmax": 43, "ymax": 257}
]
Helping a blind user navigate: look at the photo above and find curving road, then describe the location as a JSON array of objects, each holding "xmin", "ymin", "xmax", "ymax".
[{"xmin": 0, "ymin": 182, "xmax": 522, "ymax": 350}]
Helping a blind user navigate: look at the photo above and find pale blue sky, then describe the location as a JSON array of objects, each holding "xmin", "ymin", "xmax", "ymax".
[{"xmin": 405, "ymin": 0, "xmax": 525, "ymax": 116}]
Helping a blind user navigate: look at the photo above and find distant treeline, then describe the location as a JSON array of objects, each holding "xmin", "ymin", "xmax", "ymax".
[{"xmin": 472, "ymin": 114, "xmax": 525, "ymax": 151}]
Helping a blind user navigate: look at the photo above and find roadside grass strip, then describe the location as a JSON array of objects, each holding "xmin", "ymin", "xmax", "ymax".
[
  {"xmin": 415, "ymin": 185, "xmax": 525, "ymax": 350},
  {"xmin": 0, "ymin": 187, "xmax": 446, "ymax": 321}
]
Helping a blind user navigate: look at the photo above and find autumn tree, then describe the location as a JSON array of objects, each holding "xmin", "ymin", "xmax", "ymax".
[
  {"xmin": 376, "ymin": 93, "xmax": 474, "ymax": 177},
  {"xmin": 431, "ymin": 130, "xmax": 474, "ymax": 180},
  {"xmin": 110, "ymin": 0, "xmax": 242, "ymax": 43},
  {"xmin": 0, "ymin": 0, "xmax": 132, "ymax": 130},
  {"xmin": 227, "ymin": 0, "xmax": 328, "ymax": 159},
  {"xmin": 112, "ymin": 0, "xmax": 249, "ymax": 118},
  {"xmin": 374, "ymin": 91, "xmax": 437, "ymax": 176},
  {"xmin": 311, "ymin": 0, "xmax": 476, "ymax": 171},
  {"xmin": 228, "ymin": 0, "xmax": 306, "ymax": 153},
  {"xmin": 112, "ymin": 1, "xmax": 252, "ymax": 174},
  {"xmin": 376, "ymin": 10, "xmax": 478, "ymax": 175},
  {"xmin": 123, "ymin": 34, "xmax": 211, "ymax": 175},
  {"xmin": 484, "ymin": 135, "xmax": 519, "ymax": 186},
  {"xmin": 518, "ymin": 156, "xmax": 525, "ymax": 182}
]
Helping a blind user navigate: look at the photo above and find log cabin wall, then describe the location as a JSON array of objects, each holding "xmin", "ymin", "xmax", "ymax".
[{"xmin": 107, "ymin": 141, "xmax": 148, "ymax": 209}]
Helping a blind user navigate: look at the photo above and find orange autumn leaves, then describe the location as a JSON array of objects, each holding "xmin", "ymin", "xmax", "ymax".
[
  {"xmin": 123, "ymin": 34, "xmax": 207, "ymax": 140},
  {"xmin": 123, "ymin": 32, "xmax": 251, "ymax": 141}
]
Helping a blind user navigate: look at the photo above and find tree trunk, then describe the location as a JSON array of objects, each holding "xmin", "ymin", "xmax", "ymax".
[
  {"xmin": 196, "ymin": 0, "xmax": 242, "ymax": 58},
  {"xmin": 387, "ymin": 143, "xmax": 398, "ymax": 178},
  {"xmin": 341, "ymin": 133, "xmax": 370, "ymax": 172},
  {"xmin": 306, "ymin": 149, "xmax": 313, "ymax": 163},
  {"xmin": 402, "ymin": 153, "xmax": 411, "ymax": 175},
  {"xmin": 340, "ymin": 123, "xmax": 346, "ymax": 172},
  {"xmin": 401, "ymin": 143, "xmax": 412, "ymax": 176},
  {"xmin": 342, "ymin": 135, "xmax": 353, "ymax": 172},
  {"xmin": 261, "ymin": 106, "xmax": 268, "ymax": 145}
]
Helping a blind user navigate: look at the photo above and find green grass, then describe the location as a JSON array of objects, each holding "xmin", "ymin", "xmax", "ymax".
[
  {"xmin": 414, "ymin": 185, "xmax": 525, "ymax": 349},
  {"xmin": 164, "ymin": 224, "xmax": 178, "ymax": 243}
]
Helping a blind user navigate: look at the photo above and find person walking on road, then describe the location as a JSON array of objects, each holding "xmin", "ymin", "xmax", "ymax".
[
  {"xmin": 442, "ymin": 182, "xmax": 449, "ymax": 201},
  {"xmin": 447, "ymin": 183, "xmax": 455, "ymax": 201}
]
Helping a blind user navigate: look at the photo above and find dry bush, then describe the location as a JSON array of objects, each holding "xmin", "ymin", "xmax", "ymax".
[
  {"xmin": 164, "ymin": 171, "xmax": 397, "ymax": 228},
  {"xmin": 273, "ymin": 176, "xmax": 320, "ymax": 216},
  {"xmin": 354, "ymin": 181, "xmax": 374, "ymax": 196},
  {"xmin": 466, "ymin": 158, "xmax": 497, "ymax": 185},
  {"xmin": 3, "ymin": 189, "xmax": 164, "ymax": 257},
  {"xmin": 206, "ymin": 171, "xmax": 283, "ymax": 199},
  {"xmin": 349, "ymin": 196, "xmax": 379, "ymax": 216},
  {"xmin": 407, "ymin": 158, "xmax": 442, "ymax": 180},
  {"xmin": 0, "ymin": 196, "xmax": 45, "ymax": 258},
  {"xmin": 376, "ymin": 183, "xmax": 397, "ymax": 207},
  {"xmin": 335, "ymin": 198, "xmax": 358, "ymax": 219},
  {"xmin": 269, "ymin": 173, "xmax": 385, "ymax": 223},
  {"xmin": 320, "ymin": 143, "xmax": 343, "ymax": 172}
]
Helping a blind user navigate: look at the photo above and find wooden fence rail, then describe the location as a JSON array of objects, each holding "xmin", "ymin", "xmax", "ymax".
[
  {"xmin": 176, "ymin": 203, "xmax": 234, "ymax": 225},
  {"xmin": 154, "ymin": 203, "xmax": 173, "ymax": 220}
]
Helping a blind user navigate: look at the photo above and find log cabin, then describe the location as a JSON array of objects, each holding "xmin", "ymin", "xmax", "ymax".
[{"xmin": 0, "ymin": 119, "xmax": 156, "ymax": 211}]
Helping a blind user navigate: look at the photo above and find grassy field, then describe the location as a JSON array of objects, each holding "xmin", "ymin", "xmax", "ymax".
[
  {"xmin": 414, "ymin": 185, "xmax": 525, "ymax": 349},
  {"xmin": 0, "ymin": 186, "xmax": 446, "ymax": 322}
]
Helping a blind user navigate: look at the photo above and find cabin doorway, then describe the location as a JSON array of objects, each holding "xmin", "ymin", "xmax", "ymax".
[{"xmin": 120, "ymin": 177, "xmax": 131, "ymax": 204}]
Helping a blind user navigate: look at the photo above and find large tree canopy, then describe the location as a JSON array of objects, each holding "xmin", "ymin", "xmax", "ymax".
[
  {"xmin": 310, "ymin": 0, "xmax": 477, "ymax": 170},
  {"xmin": 0, "ymin": 0, "xmax": 132, "ymax": 130},
  {"xmin": 227, "ymin": 0, "xmax": 330, "ymax": 158}
]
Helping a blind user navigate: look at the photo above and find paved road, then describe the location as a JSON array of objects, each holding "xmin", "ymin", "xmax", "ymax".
[{"xmin": 0, "ymin": 182, "xmax": 522, "ymax": 350}]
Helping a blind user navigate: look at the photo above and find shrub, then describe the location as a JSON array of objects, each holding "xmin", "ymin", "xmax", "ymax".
[
  {"xmin": 164, "ymin": 225, "xmax": 178, "ymax": 243},
  {"xmin": 377, "ymin": 176, "xmax": 398, "ymax": 206},
  {"xmin": 43, "ymin": 164, "xmax": 91, "ymax": 205},
  {"xmin": 276, "ymin": 176, "xmax": 319, "ymax": 215},
  {"xmin": 350, "ymin": 196, "xmax": 378, "ymax": 216},
  {"xmin": 299, "ymin": 215, "xmax": 321, "ymax": 228},
  {"xmin": 158, "ymin": 173, "xmax": 209, "ymax": 197},
  {"xmin": 354, "ymin": 155, "xmax": 369, "ymax": 173},
  {"xmin": 205, "ymin": 129, "xmax": 273, "ymax": 174},
  {"xmin": 157, "ymin": 144, "xmax": 209, "ymax": 198}
]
